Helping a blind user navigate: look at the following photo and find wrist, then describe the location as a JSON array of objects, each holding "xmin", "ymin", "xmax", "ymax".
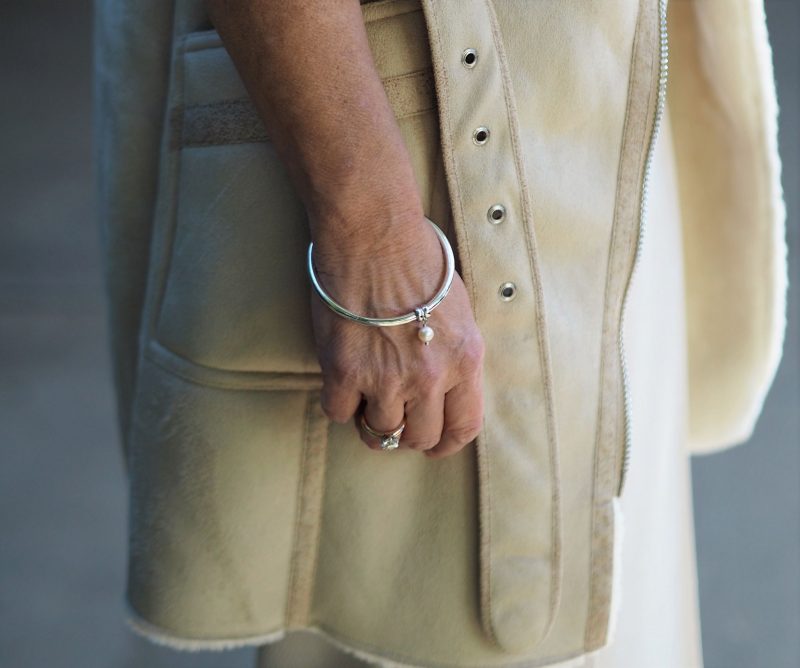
[
  {"xmin": 307, "ymin": 190, "xmax": 426, "ymax": 260},
  {"xmin": 308, "ymin": 216, "xmax": 454, "ymax": 329},
  {"xmin": 309, "ymin": 209, "xmax": 446, "ymax": 317}
]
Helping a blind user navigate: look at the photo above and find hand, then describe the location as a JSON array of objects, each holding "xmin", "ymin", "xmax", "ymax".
[
  {"xmin": 309, "ymin": 212, "xmax": 485, "ymax": 459},
  {"xmin": 205, "ymin": 0, "xmax": 484, "ymax": 458}
]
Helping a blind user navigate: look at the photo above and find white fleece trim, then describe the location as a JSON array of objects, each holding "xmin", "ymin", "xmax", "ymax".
[
  {"xmin": 728, "ymin": 0, "xmax": 788, "ymax": 444},
  {"xmin": 688, "ymin": 0, "xmax": 788, "ymax": 456},
  {"xmin": 125, "ymin": 604, "xmax": 287, "ymax": 651},
  {"xmin": 126, "ymin": 600, "xmax": 616, "ymax": 668},
  {"xmin": 127, "ymin": 608, "xmax": 413, "ymax": 668}
]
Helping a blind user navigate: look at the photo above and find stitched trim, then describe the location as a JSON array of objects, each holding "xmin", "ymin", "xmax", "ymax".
[
  {"xmin": 296, "ymin": 391, "xmax": 331, "ymax": 624},
  {"xmin": 604, "ymin": 497, "xmax": 625, "ymax": 646},
  {"xmin": 475, "ymin": 414, "xmax": 495, "ymax": 646},
  {"xmin": 598, "ymin": 12, "xmax": 645, "ymax": 502},
  {"xmin": 284, "ymin": 392, "xmax": 315, "ymax": 627},
  {"xmin": 145, "ymin": 32, "xmax": 190, "ymax": 359},
  {"xmin": 284, "ymin": 390, "xmax": 330, "ymax": 628},
  {"xmin": 483, "ymin": 0, "xmax": 562, "ymax": 640},
  {"xmin": 419, "ymin": 0, "xmax": 560, "ymax": 651},
  {"xmin": 127, "ymin": 19, "xmax": 190, "ymax": 459},
  {"xmin": 584, "ymin": 0, "xmax": 659, "ymax": 650}
]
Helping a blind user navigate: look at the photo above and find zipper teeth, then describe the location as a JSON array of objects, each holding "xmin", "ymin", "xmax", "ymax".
[{"xmin": 617, "ymin": 0, "xmax": 670, "ymax": 496}]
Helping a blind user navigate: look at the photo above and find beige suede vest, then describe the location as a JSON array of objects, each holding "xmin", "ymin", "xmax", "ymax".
[{"xmin": 93, "ymin": 0, "xmax": 786, "ymax": 665}]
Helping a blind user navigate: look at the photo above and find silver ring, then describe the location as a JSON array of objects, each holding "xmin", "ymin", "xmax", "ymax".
[{"xmin": 359, "ymin": 413, "xmax": 405, "ymax": 451}]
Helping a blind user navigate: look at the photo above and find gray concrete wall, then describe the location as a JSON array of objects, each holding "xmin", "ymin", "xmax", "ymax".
[{"xmin": 1, "ymin": 2, "xmax": 797, "ymax": 666}]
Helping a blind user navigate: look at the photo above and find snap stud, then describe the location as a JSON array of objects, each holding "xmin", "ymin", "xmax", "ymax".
[
  {"xmin": 461, "ymin": 48, "xmax": 478, "ymax": 68},
  {"xmin": 498, "ymin": 282, "xmax": 517, "ymax": 301},
  {"xmin": 487, "ymin": 204, "xmax": 506, "ymax": 224},
  {"xmin": 472, "ymin": 126, "xmax": 490, "ymax": 145}
]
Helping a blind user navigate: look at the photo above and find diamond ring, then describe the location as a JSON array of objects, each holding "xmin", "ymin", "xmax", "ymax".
[{"xmin": 359, "ymin": 413, "xmax": 406, "ymax": 451}]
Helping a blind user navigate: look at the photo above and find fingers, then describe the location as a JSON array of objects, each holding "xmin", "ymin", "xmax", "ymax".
[
  {"xmin": 325, "ymin": 380, "xmax": 481, "ymax": 458},
  {"xmin": 401, "ymin": 389, "xmax": 445, "ymax": 452},
  {"xmin": 425, "ymin": 372, "xmax": 483, "ymax": 459},
  {"xmin": 321, "ymin": 341, "xmax": 484, "ymax": 458},
  {"xmin": 320, "ymin": 377, "xmax": 361, "ymax": 424},
  {"xmin": 359, "ymin": 392, "xmax": 406, "ymax": 451}
]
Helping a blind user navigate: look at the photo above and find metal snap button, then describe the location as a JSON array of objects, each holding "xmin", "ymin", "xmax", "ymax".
[
  {"xmin": 461, "ymin": 48, "xmax": 478, "ymax": 68},
  {"xmin": 498, "ymin": 282, "xmax": 517, "ymax": 301},
  {"xmin": 472, "ymin": 126, "xmax": 490, "ymax": 145},
  {"xmin": 487, "ymin": 204, "xmax": 506, "ymax": 224}
]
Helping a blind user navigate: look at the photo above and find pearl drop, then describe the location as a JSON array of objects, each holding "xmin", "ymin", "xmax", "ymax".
[{"xmin": 418, "ymin": 325, "xmax": 434, "ymax": 343}]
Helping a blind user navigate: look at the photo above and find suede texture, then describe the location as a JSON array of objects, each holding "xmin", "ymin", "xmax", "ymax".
[{"xmin": 93, "ymin": 0, "xmax": 786, "ymax": 665}]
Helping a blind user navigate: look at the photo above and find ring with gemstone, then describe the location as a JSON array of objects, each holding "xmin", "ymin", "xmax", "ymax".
[{"xmin": 359, "ymin": 413, "xmax": 405, "ymax": 451}]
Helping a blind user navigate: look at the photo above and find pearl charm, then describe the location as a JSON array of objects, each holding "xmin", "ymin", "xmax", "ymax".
[{"xmin": 418, "ymin": 325, "xmax": 435, "ymax": 344}]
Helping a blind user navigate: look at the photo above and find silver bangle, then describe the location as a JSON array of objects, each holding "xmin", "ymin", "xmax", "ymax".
[{"xmin": 306, "ymin": 217, "xmax": 455, "ymax": 345}]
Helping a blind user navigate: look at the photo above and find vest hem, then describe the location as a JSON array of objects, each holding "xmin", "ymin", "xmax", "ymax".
[
  {"xmin": 125, "ymin": 602, "xmax": 606, "ymax": 668},
  {"xmin": 125, "ymin": 603, "xmax": 287, "ymax": 651}
]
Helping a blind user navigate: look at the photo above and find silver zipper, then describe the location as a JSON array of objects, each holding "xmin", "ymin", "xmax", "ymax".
[{"xmin": 617, "ymin": 0, "xmax": 670, "ymax": 496}]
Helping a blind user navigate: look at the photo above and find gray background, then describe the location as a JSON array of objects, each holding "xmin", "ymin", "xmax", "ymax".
[{"xmin": 1, "ymin": 1, "xmax": 797, "ymax": 666}]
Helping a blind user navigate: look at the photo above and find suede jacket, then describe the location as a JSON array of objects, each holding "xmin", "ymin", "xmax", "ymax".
[{"xmin": 93, "ymin": 0, "xmax": 786, "ymax": 665}]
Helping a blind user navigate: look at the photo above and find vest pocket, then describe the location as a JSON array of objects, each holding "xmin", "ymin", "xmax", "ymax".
[{"xmin": 141, "ymin": 5, "xmax": 442, "ymax": 389}]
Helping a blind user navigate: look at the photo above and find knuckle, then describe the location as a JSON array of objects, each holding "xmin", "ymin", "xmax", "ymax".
[
  {"xmin": 319, "ymin": 390, "xmax": 335, "ymax": 415},
  {"xmin": 321, "ymin": 402, "xmax": 349, "ymax": 424},
  {"xmin": 415, "ymin": 358, "xmax": 446, "ymax": 386},
  {"xmin": 372, "ymin": 375, "xmax": 403, "ymax": 399},
  {"xmin": 443, "ymin": 420, "xmax": 482, "ymax": 445},
  {"xmin": 320, "ymin": 386, "xmax": 351, "ymax": 424},
  {"xmin": 425, "ymin": 440, "xmax": 468, "ymax": 460},
  {"xmin": 326, "ymin": 357, "xmax": 358, "ymax": 385},
  {"xmin": 457, "ymin": 335, "xmax": 485, "ymax": 373},
  {"xmin": 403, "ymin": 437, "xmax": 439, "ymax": 452}
]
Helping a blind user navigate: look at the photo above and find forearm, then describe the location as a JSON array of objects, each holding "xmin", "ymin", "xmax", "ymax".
[
  {"xmin": 207, "ymin": 2, "xmax": 484, "ymax": 462},
  {"xmin": 205, "ymin": 0, "xmax": 424, "ymax": 246}
]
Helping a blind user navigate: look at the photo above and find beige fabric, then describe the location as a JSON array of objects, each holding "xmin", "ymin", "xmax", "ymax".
[
  {"xmin": 585, "ymin": 105, "xmax": 703, "ymax": 668},
  {"xmin": 92, "ymin": 0, "xmax": 785, "ymax": 666},
  {"xmin": 251, "ymin": 98, "xmax": 704, "ymax": 668}
]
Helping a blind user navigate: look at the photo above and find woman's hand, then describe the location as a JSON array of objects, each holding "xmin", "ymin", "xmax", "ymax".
[
  {"xmin": 310, "ymin": 209, "xmax": 485, "ymax": 459},
  {"xmin": 206, "ymin": 0, "xmax": 484, "ymax": 456}
]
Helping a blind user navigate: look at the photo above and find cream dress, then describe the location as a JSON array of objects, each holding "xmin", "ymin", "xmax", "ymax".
[{"xmin": 255, "ymin": 106, "xmax": 705, "ymax": 668}]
